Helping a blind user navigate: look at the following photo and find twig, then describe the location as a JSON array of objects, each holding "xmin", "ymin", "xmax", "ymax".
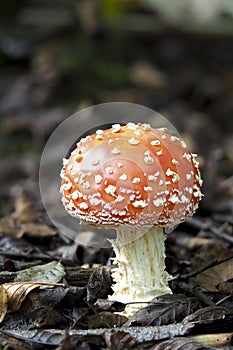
[
  {"xmin": 0, "ymin": 322, "xmax": 194, "ymax": 345},
  {"xmin": 209, "ymin": 223, "xmax": 233, "ymax": 245},
  {"xmin": 187, "ymin": 217, "xmax": 233, "ymax": 245},
  {"xmin": 175, "ymin": 255, "xmax": 233, "ymax": 280},
  {"xmin": 216, "ymin": 295, "xmax": 232, "ymax": 305},
  {"xmin": 0, "ymin": 250, "xmax": 74, "ymax": 265}
]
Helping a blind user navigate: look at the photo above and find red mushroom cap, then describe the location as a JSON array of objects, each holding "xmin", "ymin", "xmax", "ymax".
[{"xmin": 60, "ymin": 123, "xmax": 203, "ymax": 227}]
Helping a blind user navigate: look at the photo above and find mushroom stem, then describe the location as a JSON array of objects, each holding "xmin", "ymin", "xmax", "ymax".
[{"xmin": 109, "ymin": 226, "xmax": 172, "ymax": 313}]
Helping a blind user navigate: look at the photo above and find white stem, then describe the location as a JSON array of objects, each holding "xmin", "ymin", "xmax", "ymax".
[{"xmin": 109, "ymin": 226, "xmax": 172, "ymax": 305}]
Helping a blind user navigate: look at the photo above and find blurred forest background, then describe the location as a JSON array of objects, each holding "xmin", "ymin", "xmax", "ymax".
[
  {"xmin": 0, "ymin": 0, "xmax": 232, "ymax": 220},
  {"xmin": 0, "ymin": 0, "xmax": 232, "ymax": 237},
  {"xmin": 0, "ymin": 1, "xmax": 233, "ymax": 348}
]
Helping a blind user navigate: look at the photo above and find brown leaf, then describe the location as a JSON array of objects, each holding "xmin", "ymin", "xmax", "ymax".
[
  {"xmin": 183, "ymin": 306, "xmax": 227, "ymax": 324},
  {"xmin": 0, "ymin": 218, "xmax": 56, "ymax": 239},
  {"xmin": 36, "ymin": 308, "xmax": 65, "ymax": 328},
  {"xmin": 0, "ymin": 194, "xmax": 55, "ymax": 240},
  {"xmin": 95, "ymin": 299, "xmax": 125, "ymax": 313},
  {"xmin": 87, "ymin": 266, "xmax": 112, "ymax": 299},
  {"xmin": 191, "ymin": 242, "xmax": 232, "ymax": 272},
  {"xmin": 124, "ymin": 294, "xmax": 199, "ymax": 327},
  {"xmin": 1, "ymin": 281, "xmax": 65, "ymax": 320},
  {"xmin": 190, "ymin": 333, "xmax": 233, "ymax": 348},
  {"xmin": 29, "ymin": 286, "xmax": 85, "ymax": 309},
  {"xmin": 0, "ymin": 329, "xmax": 65, "ymax": 347},
  {"xmin": 87, "ymin": 311, "xmax": 127, "ymax": 329},
  {"xmin": 0, "ymin": 216, "xmax": 16, "ymax": 236},
  {"xmin": 0, "ymin": 285, "xmax": 8, "ymax": 323},
  {"xmin": 4, "ymin": 282, "xmax": 44, "ymax": 310},
  {"xmin": 192, "ymin": 258, "xmax": 233, "ymax": 291},
  {"xmin": 149, "ymin": 337, "xmax": 216, "ymax": 349},
  {"xmin": 103, "ymin": 330, "xmax": 137, "ymax": 350},
  {"xmin": 17, "ymin": 223, "xmax": 56, "ymax": 238},
  {"xmin": 218, "ymin": 281, "xmax": 233, "ymax": 295},
  {"xmin": 0, "ymin": 334, "xmax": 34, "ymax": 350},
  {"xmin": 12, "ymin": 194, "xmax": 38, "ymax": 223},
  {"xmin": 0, "ymin": 236, "xmax": 43, "ymax": 263}
]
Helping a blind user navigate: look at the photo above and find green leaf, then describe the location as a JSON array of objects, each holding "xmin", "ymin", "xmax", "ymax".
[{"xmin": 15, "ymin": 261, "xmax": 66, "ymax": 284}]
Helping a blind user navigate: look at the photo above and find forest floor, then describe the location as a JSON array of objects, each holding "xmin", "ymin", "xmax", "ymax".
[{"xmin": 0, "ymin": 3, "xmax": 233, "ymax": 349}]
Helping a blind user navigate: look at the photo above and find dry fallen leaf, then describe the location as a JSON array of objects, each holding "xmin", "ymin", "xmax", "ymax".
[
  {"xmin": 149, "ymin": 337, "xmax": 216, "ymax": 349},
  {"xmin": 124, "ymin": 294, "xmax": 199, "ymax": 327},
  {"xmin": 103, "ymin": 329, "xmax": 137, "ymax": 350},
  {"xmin": 183, "ymin": 306, "xmax": 227, "ymax": 324},
  {"xmin": 0, "ymin": 216, "xmax": 16, "ymax": 236},
  {"xmin": 0, "ymin": 216, "xmax": 56, "ymax": 239},
  {"xmin": 4, "ymin": 282, "xmax": 47, "ymax": 311},
  {"xmin": 12, "ymin": 194, "xmax": 38, "ymax": 223},
  {"xmin": 191, "ymin": 242, "xmax": 232, "ymax": 272},
  {"xmin": 0, "ymin": 282, "xmax": 65, "ymax": 324},
  {"xmin": 3, "ymin": 282, "xmax": 65, "ymax": 311},
  {"xmin": 0, "ymin": 194, "xmax": 56, "ymax": 239},
  {"xmin": 0, "ymin": 285, "xmax": 8, "ymax": 323},
  {"xmin": 189, "ymin": 332, "xmax": 233, "ymax": 348},
  {"xmin": 87, "ymin": 311, "xmax": 127, "ymax": 329},
  {"xmin": 192, "ymin": 258, "xmax": 233, "ymax": 291},
  {"xmin": 17, "ymin": 223, "xmax": 56, "ymax": 238}
]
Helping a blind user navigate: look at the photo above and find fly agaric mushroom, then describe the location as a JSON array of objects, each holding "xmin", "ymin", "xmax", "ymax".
[{"xmin": 60, "ymin": 122, "xmax": 203, "ymax": 315}]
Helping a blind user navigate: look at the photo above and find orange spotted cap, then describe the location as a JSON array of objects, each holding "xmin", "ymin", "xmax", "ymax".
[{"xmin": 60, "ymin": 123, "xmax": 203, "ymax": 227}]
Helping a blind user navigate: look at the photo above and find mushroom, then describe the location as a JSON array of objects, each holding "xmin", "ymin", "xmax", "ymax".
[{"xmin": 60, "ymin": 122, "xmax": 203, "ymax": 316}]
